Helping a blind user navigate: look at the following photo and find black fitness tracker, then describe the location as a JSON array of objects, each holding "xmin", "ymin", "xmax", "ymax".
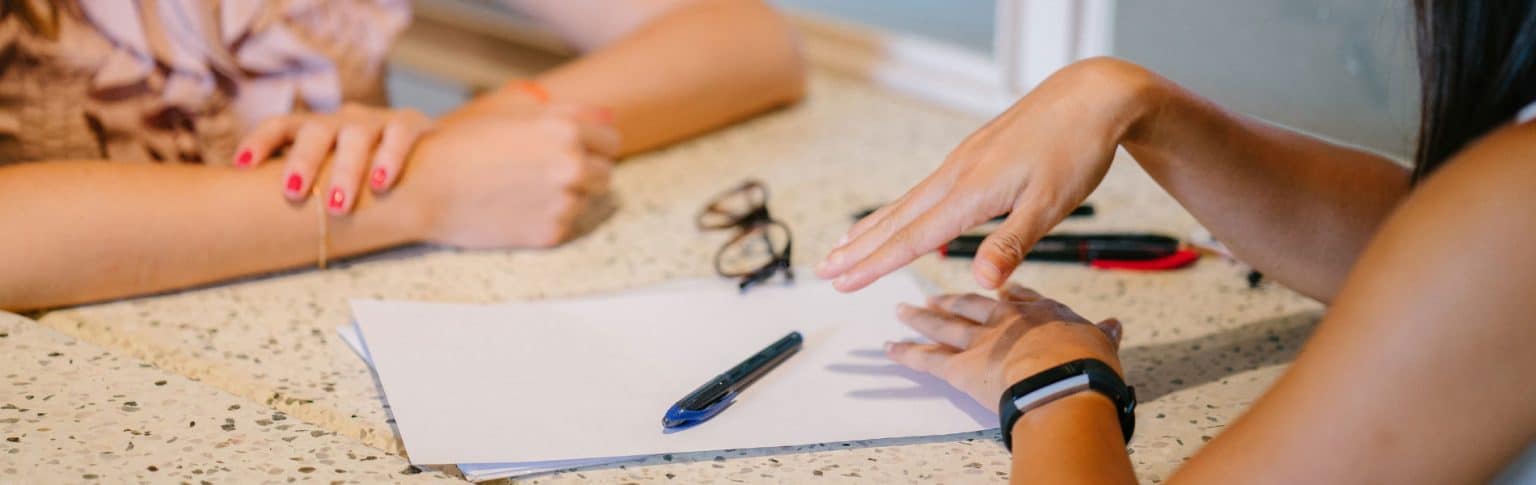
[{"xmin": 997, "ymin": 358, "xmax": 1136, "ymax": 451}]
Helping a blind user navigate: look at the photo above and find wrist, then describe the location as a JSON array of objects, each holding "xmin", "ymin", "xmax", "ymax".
[
  {"xmin": 1009, "ymin": 391, "xmax": 1120, "ymax": 450},
  {"xmin": 1058, "ymin": 58, "xmax": 1167, "ymax": 147},
  {"xmin": 379, "ymin": 152, "xmax": 441, "ymax": 245},
  {"xmin": 441, "ymin": 80, "xmax": 549, "ymax": 125}
]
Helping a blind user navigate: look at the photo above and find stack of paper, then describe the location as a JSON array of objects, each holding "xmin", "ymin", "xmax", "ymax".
[{"xmin": 342, "ymin": 273, "xmax": 994, "ymax": 480}]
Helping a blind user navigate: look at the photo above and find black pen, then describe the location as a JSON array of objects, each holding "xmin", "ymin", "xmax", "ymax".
[
  {"xmin": 662, "ymin": 331, "xmax": 803, "ymax": 430},
  {"xmin": 852, "ymin": 203, "xmax": 1094, "ymax": 222},
  {"xmin": 940, "ymin": 233, "xmax": 1199, "ymax": 271}
]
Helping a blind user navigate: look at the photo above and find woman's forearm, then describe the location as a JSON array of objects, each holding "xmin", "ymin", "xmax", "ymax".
[
  {"xmin": 511, "ymin": 0, "xmax": 805, "ymax": 155},
  {"xmin": 0, "ymin": 161, "xmax": 425, "ymax": 311},
  {"xmin": 1110, "ymin": 61, "xmax": 1411, "ymax": 301},
  {"xmin": 1010, "ymin": 393, "xmax": 1138, "ymax": 485}
]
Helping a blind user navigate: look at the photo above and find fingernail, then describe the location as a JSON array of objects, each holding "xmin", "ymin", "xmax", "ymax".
[
  {"xmin": 371, "ymin": 167, "xmax": 388, "ymax": 190},
  {"xmin": 594, "ymin": 107, "xmax": 614, "ymax": 124},
  {"xmin": 833, "ymin": 274, "xmax": 852, "ymax": 290},
  {"xmin": 235, "ymin": 149, "xmax": 252, "ymax": 167},
  {"xmin": 327, "ymin": 187, "xmax": 346, "ymax": 212},
  {"xmin": 285, "ymin": 173, "xmax": 303, "ymax": 194},
  {"xmin": 826, "ymin": 252, "xmax": 843, "ymax": 269},
  {"xmin": 835, "ymin": 234, "xmax": 850, "ymax": 248}
]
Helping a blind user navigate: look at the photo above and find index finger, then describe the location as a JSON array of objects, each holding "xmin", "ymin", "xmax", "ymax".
[
  {"xmin": 816, "ymin": 173, "xmax": 958, "ymax": 280},
  {"xmin": 830, "ymin": 191, "xmax": 995, "ymax": 292}
]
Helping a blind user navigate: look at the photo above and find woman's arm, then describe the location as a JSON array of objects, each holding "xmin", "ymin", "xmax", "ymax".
[
  {"xmin": 818, "ymin": 58, "xmax": 1409, "ymax": 302},
  {"xmin": 0, "ymin": 113, "xmax": 615, "ymax": 312},
  {"xmin": 878, "ymin": 124, "xmax": 1536, "ymax": 484},
  {"xmin": 1010, "ymin": 393, "xmax": 1137, "ymax": 485},
  {"xmin": 471, "ymin": 0, "xmax": 806, "ymax": 155},
  {"xmin": 1170, "ymin": 121, "xmax": 1536, "ymax": 484},
  {"xmin": 0, "ymin": 161, "xmax": 419, "ymax": 311},
  {"xmin": 1120, "ymin": 61, "xmax": 1412, "ymax": 301}
]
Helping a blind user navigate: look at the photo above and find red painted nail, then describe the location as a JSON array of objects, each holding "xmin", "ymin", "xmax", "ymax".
[
  {"xmin": 285, "ymin": 173, "xmax": 303, "ymax": 193},
  {"xmin": 235, "ymin": 149, "xmax": 252, "ymax": 167},
  {"xmin": 371, "ymin": 167, "xmax": 388, "ymax": 189},
  {"xmin": 327, "ymin": 187, "xmax": 346, "ymax": 211}
]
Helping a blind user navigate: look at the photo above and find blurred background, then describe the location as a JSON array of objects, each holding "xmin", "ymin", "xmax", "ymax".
[{"xmin": 392, "ymin": 0, "xmax": 1418, "ymax": 158}]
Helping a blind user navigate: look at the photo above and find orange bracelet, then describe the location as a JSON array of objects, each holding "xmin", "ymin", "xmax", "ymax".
[{"xmin": 508, "ymin": 80, "xmax": 550, "ymax": 104}]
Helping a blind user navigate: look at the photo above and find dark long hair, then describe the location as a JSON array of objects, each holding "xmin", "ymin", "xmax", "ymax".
[{"xmin": 1414, "ymin": 1, "xmax": 1536, "ymax": 179}]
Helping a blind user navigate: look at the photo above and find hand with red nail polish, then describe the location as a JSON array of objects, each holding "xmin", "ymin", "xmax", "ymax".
[
  {"xmin": 234, "ymin": 103, "xmax": 435, "ymax": 214},
  {"xmin": 816, "ymin": 58, "xmax": 1156, "ymax": 293}
]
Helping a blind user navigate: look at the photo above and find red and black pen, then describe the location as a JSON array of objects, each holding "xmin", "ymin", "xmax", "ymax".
[{"xmin": 939, "ymin": 233, "xmax": 1201, "ymax": 271}]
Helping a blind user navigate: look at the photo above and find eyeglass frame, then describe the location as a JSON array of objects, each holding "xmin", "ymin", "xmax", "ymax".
[{"xmin": 696, "ymin": 180, "xmax": 795, "ymax": 292}]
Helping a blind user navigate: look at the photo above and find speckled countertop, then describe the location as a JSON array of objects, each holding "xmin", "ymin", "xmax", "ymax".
[{"xmin": 3, "ymin": 70, "xmax": 1322, "ymax": 484}]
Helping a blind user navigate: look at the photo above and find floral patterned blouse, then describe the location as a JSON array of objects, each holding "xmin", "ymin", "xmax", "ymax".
[{"xmin": 0, "ymin": 0, "xmax": 410, "ymax": 165}]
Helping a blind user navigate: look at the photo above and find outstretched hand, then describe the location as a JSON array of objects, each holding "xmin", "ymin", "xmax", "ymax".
[
  {"xmin": 886, "ymin": 284, "xmax": 1124, "ymax": 413},
  {"xmin": 816, "ymin": 58, "xmax": 1151, "ymax": 292}
]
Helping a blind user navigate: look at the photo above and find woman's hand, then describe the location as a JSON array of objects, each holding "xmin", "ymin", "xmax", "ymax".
[
  {"xmin": 402, "ymin": 109, "xmax": 621, "ymax": 248},
  {"xmin": 234, "ymin": 103, "xmax": 435, "ymax": 214},
  {"xmin": 888, "ymin": 284, "xmax": 1123, "ymax": 412},
  {"xmin": 816, "ymin": 58, "xmax": 1159, "ymax": 292}
]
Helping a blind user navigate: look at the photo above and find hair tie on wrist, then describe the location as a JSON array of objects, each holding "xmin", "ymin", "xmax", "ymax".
[{"xmin": 509, "ymin": 80, "xmax": 550, "ymax": 104}]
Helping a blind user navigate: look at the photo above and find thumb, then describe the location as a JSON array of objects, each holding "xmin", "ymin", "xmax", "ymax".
[
  {"xmin": 974, "ymin": 209, "xmax": 1048, "ymax": 289},
  {"xmin": 1094, "ymin": 317, "xmax": 1124, "ymax": 349}
]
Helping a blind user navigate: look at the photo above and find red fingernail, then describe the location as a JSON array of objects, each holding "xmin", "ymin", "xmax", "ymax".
[
  {"xmin": 235, "ymin": 150, "xmax": 252, "ymax": 167},
  {"xmin": 327, "ymin": 187, "xmax": 346, "ymax": 211},
  {"xmin": 371, "ymin": 167, "xmax": 388, "ymax": 189},
  {"xmin": 285, "ymin": 173, "xmax": 303, "ymax": 193}
]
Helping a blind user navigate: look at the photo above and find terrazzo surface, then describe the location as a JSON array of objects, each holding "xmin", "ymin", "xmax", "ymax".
[
  {"xmin": 0, "ymin": 313, "xmax": 459, "ymax": 484},
  {"xmin": 5, "ymin": 70, "xmax": 1323, "ymax": 483}
]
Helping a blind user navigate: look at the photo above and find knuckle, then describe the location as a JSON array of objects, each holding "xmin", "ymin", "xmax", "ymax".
[
  {"xmin": 987, "ymin": 231, "xmax": 1030, "ymax": 263},
  {"xmin": 297, "ymin": 120, "xmax": 333, "ymax": 138},
  {"xmin": 336, "ymin": 125, "xmax": 370, "ymax": 144},
  {"xmin": 536, "ymin": 208, "xmax": 577, "ymax": 247},
  {"xmin": 253, "ymin": 117, "xmax": 289, "ymax": 135},
  {"xmin": 888, "ymin": 229, "xmax": 927, "ymax": 261},
  {"xmin": 550, "ymin": 154, "xmax": 588, "ymax": 186},
  {"xmin": 538, "ymin": 118, "xmax": 579, "ymax": 143},
  {"xmin": 873, "ymin": 214, "xmax": 903, "ymax": 237}
]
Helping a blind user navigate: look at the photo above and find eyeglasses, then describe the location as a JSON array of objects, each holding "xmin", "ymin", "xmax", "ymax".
[{"xmin": 697, "ymin": 180, "xmax": 794, "ymax": 292}]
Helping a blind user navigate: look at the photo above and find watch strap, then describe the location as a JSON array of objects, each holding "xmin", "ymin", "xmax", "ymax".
[{"xmin": 997, "ymin": 358, "xmax": 1136, "ymax": 451}]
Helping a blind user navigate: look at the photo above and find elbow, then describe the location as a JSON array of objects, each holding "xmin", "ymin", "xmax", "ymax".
[
  {"xmin": 761, "ymin": 2, "xmax": 809, "ymax": 106},
  {"xmin": 725, "ymin": 0, "xmax": 808, "ymax": 107},
  {"xmin": 0, "ymin": 284, "xmax": 31, "ymax": 314}
]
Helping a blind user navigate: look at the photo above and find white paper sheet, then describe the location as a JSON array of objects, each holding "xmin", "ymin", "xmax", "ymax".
[
  {"xmin": 349, "ymin": 273, "xmax": 994, "ymax": 466},
  {"xmin": 338, "ymin": 324, "xmax": 632, "ymax": 479}
]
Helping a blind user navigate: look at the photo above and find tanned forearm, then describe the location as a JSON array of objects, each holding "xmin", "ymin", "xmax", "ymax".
[
  {"xmin": 1010, "ymin": 393, "xmax": 1139, "ymax": 485},
  {"xmin": 0, "ymin": 161, "xmax": 425, "ymax": 311},
  {"xmin": 1109, "ymin": 61, "xmax": 1411, "ymax": 301},
  {"xmin": 500, "ymin": 0, "xmax": 805, "ymax": 155}
]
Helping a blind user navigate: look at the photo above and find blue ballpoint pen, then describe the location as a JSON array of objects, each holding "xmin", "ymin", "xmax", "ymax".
[{"xmin": 662, "ymin": 331, "xmax": 803, "ymax": 430}]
